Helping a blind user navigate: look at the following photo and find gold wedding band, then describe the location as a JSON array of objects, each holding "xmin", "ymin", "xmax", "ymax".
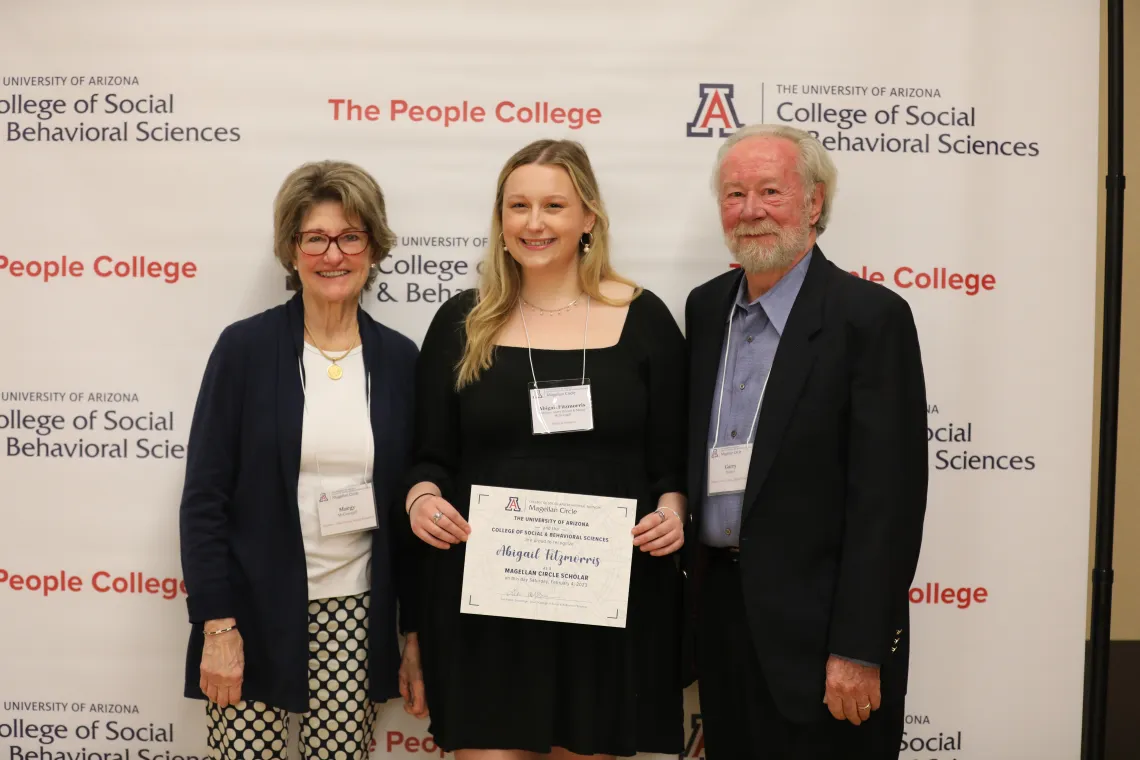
[{"xmin": 860, "ymin": 703, "xmax": 871, "ymax": 711}]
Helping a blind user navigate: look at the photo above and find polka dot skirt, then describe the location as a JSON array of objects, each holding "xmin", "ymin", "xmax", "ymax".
[{"xmin": 206, "ymin": 593, "xmax": 376, "ymax": 760}]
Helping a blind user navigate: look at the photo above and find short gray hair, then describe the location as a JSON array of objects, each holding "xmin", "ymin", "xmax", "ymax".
[
  {"xmin": 710, "ymin": 124, "xmax": 838, "ymax": 235},
  {"xmin": 273, "ymin": 160, "xmax": 397, "ymax": 292}
]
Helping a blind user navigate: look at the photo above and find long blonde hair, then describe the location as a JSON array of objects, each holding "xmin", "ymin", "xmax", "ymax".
[{"xmin": 456, "ymin": 139, "xmax": 639, "ymax": 389}]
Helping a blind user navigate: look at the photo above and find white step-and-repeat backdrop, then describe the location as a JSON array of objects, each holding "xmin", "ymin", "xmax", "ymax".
[{"xmin": 0, "ymin": 2, "xmax": 1098, "ymax": 758}]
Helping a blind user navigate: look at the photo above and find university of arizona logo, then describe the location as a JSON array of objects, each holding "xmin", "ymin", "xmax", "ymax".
[
  {"xmin": 681, "ymin": 713, "xmax": 704, "ymax": 758},
  {"xmin": 505, "ymin": 496, "xmax": 521, "ymax": 512},
  {"xmin": 686, "ymin": 84, "xmax": 743, "ymax": 138},
  {"xmin": 319, "ymin": 493, "xmax": 328, "ymax": 502}
]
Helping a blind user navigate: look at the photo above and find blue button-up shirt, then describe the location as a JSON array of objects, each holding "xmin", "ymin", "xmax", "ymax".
[{"xmin": 701, "ymin": 251, "xmax": 812, "ymax": 547}]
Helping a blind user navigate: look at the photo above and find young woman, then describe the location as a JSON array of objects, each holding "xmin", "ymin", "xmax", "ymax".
[{"xmin": 402, "ymin": 139, "xmax": 687, "ymax": 759}]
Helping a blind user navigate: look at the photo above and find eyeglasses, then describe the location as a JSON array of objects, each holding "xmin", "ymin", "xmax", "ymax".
[{"xmin": 295, "ymin": 230, "xmax": 370, "ymax": 256}]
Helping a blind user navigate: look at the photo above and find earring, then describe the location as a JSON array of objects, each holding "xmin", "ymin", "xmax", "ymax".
[{"xmin": 580, "ymin": 231, "xmax": 593, "ymax": 255}]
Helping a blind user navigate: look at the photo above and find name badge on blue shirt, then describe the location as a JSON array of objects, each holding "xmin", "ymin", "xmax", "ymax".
[{"xmin": 708, "ymin": 444, "xmax": 751, "ymax": 495}]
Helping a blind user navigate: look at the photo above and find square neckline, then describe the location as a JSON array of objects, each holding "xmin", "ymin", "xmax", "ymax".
[{"xmin": 492, "ymin": 298, "xmax": 634, "ymax": 353}]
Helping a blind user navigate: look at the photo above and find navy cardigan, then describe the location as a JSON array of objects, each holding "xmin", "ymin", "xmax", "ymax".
[{"xmin": 178, "ymin": 292, "xmax": 419, "ymax": 712}]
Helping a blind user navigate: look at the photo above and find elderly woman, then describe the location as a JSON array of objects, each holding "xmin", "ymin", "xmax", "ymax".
[{"xmin": 178, "ymin": 160, "xmax": 425, "ymax": 760}]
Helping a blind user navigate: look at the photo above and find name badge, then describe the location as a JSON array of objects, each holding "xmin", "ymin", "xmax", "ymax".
[
  {"xmin": 708, "ymin": 444, "xmax": 752, "ymax": 495},
  {"xmin": 317, "ymin": 482, "xmax": 378, "ymax": 536},
  {"xmin": 529, "ymin": 379, "xmax": 594, "ymax": 435}
]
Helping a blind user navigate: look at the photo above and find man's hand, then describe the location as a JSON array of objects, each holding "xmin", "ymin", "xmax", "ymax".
[{"xmin": 824, "ymin": 656, "xmax": 881, "ymax": 725}]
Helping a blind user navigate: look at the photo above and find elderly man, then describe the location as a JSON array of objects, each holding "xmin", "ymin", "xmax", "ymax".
[{"xmin": 682, "ymin": 124, "xmax": 929, "ymax": 758}]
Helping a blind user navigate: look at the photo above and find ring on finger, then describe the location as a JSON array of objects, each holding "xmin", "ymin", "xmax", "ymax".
[
  {"xmin": 654, "ymin": 508, "xmax": 666, "ymax": 523},
  {"xmin": 860, "ymin": 703, "xmax": 871, "ymax": 711},
  {"xmin": 432, "ymin": 511, "xmax": 443, "ymax": 524}
]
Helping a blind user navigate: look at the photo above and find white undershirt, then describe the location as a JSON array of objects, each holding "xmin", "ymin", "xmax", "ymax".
[{"xmin": 297, "ymin": 342, "xmax": 374, "ymax": 601}]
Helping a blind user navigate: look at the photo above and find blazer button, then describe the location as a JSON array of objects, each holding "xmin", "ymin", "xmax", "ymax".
[
  {"xmin": 891, "ymin": 646, "xmax": 898, "ymax": 653},
  {"xmin": 896, "ymin": 629, "xmax": 903, "ymax": 635}
]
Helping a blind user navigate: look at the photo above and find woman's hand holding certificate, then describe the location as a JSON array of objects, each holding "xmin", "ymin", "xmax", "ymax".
[
  {"xmin": 631, "ymin": 493, "xmax": 686, "ymax": 556},
  {"xmin": 406, "ymin": 483, "xmax": 470, "ymax": 549}
]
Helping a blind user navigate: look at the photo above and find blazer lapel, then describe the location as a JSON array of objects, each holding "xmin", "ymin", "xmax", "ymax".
[
  {"xmin": 740, "ymin": 250, "xmax": 828, "ymax": 522},
  {"xmin": 690, "ymin": 270, "xmax": 744, "ymax": 524},
  {"xmin": 277, "ymin": 294, "xmax": 306, "ymax": 518}
]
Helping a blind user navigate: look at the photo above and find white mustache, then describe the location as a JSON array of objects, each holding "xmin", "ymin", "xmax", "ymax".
[{"xmin": 733, "ymin": 223, "xmax": 782, "ymax": 237}]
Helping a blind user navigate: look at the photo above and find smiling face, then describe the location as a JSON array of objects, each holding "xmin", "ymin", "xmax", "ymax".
[
  {"xmin": 293, "ymin": 200, "xmax": 371, "ymax": 304},
  {"xmin": 718, "ymin": 136, "xmax": 822, "ymax": 274},
  {"xmin": 500, "ymin": 163, "xmax": 595, "ymax": 274}
]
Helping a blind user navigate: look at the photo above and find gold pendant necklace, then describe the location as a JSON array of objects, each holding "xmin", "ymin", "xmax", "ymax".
[{"xmin": 305, "ymin": 325, "xmax": 357, "ymax": 380}]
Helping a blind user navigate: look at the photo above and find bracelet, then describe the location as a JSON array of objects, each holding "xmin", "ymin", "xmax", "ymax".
[
  {"xmin": 406, "ymin": 491, "xmax": 436, "ymax": 515},
  {"xmin": 205, "ymin": 625, "xmax": 236, "ymax": 636},
  {"xmin": 667, "ymin": 508, "xmax": 682, "ymax": 521}
]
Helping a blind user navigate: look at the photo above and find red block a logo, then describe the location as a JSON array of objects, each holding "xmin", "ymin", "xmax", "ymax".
[{"xmin": 687, "ymin": 84, "xmax": 743, "ymax": 138}]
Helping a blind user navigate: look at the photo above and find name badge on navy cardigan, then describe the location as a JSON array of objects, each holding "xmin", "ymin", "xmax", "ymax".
[{"xmin": 317, "ymin": 482, "xmax": 378, "ymax": 536}]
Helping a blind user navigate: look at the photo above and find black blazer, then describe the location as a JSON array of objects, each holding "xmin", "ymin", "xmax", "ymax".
[
  {"xmin": 178, "ymin": 291, "xmax": 419, "ymax": 713},
  {"xmin": 682, "ymin": 246, "xmax": 928, "ymax": 723}
]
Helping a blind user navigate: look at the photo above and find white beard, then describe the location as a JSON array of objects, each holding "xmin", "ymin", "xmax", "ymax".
[{"xmin": 725, "ymin": 215, "xmax": 812, "ymax": 275}]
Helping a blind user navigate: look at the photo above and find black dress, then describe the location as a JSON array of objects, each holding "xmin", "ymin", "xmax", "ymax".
[{"xmin": 407, "ymin": 288, "xmax": 687, "ymax": 756}]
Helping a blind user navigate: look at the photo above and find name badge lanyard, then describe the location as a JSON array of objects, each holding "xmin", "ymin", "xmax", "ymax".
[
  {"xmin": 297, "ymin": 356, "xmax": 374, "ymax": 492},
  {"xmin": 518, "ymin": 294, "xmax": 591, "ymax": 435},
  {"xmin": 711, "ymin": 312, "xmax": 773, "ymax": 453}
]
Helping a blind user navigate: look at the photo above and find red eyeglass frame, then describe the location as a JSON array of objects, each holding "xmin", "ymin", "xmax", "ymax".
[{"xmin": 294, "ymin": 229, "xmax": 371, "ymax": 256}]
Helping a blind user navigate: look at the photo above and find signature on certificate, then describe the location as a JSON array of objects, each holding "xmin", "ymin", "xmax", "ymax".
[{"xmin": 502, "ymin": 588, "xmax": 553, "ymax": 601}]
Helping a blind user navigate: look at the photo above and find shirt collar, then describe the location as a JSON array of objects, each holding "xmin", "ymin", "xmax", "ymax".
[{"xmin": 732, "ymin": 249, "xmax": 813, "ymax": 336}]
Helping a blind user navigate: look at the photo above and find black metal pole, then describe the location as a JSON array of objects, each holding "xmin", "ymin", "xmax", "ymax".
[{"xmin": 1083, "ymin": 0, "xmax": 1125, "ymax": 757}]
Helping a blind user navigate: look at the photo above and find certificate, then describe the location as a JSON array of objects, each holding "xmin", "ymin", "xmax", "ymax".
[{"xmin": 460, "ymin": 484, "xmax": 636, "ymax": 627}]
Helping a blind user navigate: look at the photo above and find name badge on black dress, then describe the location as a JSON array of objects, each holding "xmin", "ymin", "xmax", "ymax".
[
  {"xmin": 529, "ymin": 379, "xmax": 594, "ymax": 434},
  {"xmin": 517, "ymin": 295, "xmax": 596, "ymax": 437}
]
